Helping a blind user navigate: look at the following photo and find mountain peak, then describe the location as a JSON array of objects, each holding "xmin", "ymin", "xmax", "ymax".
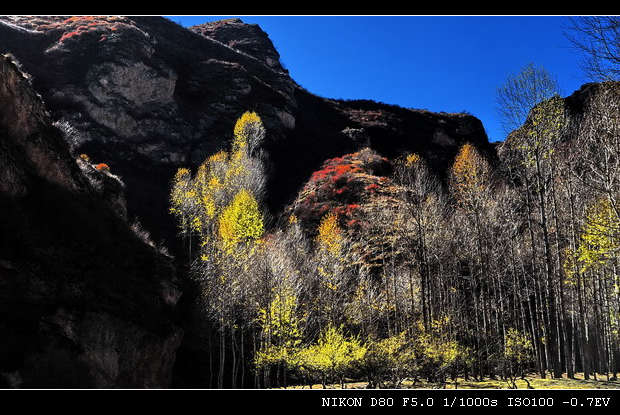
[{"xmin": 190, "ymin": 18, "xmax": 284, "ymax": 71}]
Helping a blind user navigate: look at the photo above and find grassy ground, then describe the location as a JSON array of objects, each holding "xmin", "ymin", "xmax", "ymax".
[{"xmin": 284, "ymin": 373, "xmax": 620, "ymax": 389}]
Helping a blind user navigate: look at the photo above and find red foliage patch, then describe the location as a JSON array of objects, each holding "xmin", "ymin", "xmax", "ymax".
[
  {"xmin": 25, "ymin": 16, "xmax": 140, "ymax": 45},
  {"xmin": 59, "ymin": 31, "xmax": 80, "ymax": 42},
  {"xmin": 291, "ymin": 148, "xmax": 393, "ymax": 233}
]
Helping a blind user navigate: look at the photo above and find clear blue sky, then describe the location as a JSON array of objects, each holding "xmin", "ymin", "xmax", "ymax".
[{"xmin": 167, "ymin": 16, "xmax": 589, "ymax": 142}]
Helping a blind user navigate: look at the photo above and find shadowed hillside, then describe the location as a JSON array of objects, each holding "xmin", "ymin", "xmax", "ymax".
[{"xmin": 0, "ymin": 54, "xmax": 182, "ymax": 387}]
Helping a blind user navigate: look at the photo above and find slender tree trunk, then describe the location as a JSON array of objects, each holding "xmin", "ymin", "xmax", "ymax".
[
  {"xmin": 241, "ymin": 329, "xmax": 245, "ymax": 388},
  {"xmin": 535, "ymin": 154, "xmax": 562, "ymax": 378},
  {"xmin": 219, "ymin": 324, "xmax": 226, "ymax": 388},
  {"xmin": 231, "ymin": 326, "xmax": 237, "ymax": 388}
]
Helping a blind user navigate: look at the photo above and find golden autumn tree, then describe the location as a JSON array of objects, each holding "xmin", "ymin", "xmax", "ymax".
[
  {"xmin": 218, "ymin": 188, "xmax": 264, "ymax": 255},
  {"xmin": 449, "ymin": 143, "xmax": 492, "ymax": 278},
  {"xmin": 254, "ymin": 284, "xmax": 303, "ymax": 388},
  {"xmin": 316, "ymin": 211, "xmax": 344, "ymax": 256},
  {"xmin": 233, "ymin": 111, "xmax": 265, "ymax": 156},
  {"xmin": 169, "ymin": 110, "xmax": 268, "ymax": 388},
  {"xmin": 576, "ymin": 197, "xmax": 620, "ymax": 272},
  {"xmin": 170, "ymin": 111, "xmax": 267, "ymax": 261},
  {"xmin": 503, "ymin": 328, "xmax": 534, "ymax": 386},
  {"xmin": 311, "ymin": 212, "xmax": 349, "ymax": 330},
  {"xmin": 450, "ymin": 143, "xmax": 492, "ymax": 215},
  {"xmin": 296, "ymin": 324, "xmax": 366, "ymax": 389}
]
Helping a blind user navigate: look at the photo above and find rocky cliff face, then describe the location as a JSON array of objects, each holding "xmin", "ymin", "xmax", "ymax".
[
  {"xmin": 0, "ymin": 16, "xmax": 492, "ymax": 249},
  {"xmin": 190, "ymin": 18, "xmax": 286, "ymax": 72},
  {"xmin": 0, "ymin": 54, "xmax": 182, "ymax": 387}
]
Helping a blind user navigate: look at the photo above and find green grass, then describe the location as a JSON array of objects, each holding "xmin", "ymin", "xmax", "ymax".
[{"xmin": 283, "ymin": 373, "xmax": 620, "ymax": 389}]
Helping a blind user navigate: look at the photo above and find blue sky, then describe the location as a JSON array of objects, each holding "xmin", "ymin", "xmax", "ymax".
[{"xmin": 167, "ymin": 16, "xmax": 589, "ymax": 142}]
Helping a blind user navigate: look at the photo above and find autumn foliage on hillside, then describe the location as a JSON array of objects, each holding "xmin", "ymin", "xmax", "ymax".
[
  {"xmin": 2, "ymin": 16, "xmax": 148, "ymax": 46},
  {"xmin": 290, "ymin": 148, "xmax": 393, "ymax": 232}
]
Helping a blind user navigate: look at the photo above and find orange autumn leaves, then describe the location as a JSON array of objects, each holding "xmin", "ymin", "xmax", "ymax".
[
  {"xmin": 316, "ymin": 212, "xmax": 344, "ymax": 256},
  {"xmin": 450, "ymin": 143, "xmax": 491, "ymax": 213}
]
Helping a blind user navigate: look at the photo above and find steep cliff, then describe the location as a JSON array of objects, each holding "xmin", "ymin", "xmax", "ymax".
[
  {"xmin": 190, "ymin": 18, "xmax": 286, "ymax": 72},
  {"xmin": 0, "ymin": 54, "xmax": 182, "ymax": 388}
]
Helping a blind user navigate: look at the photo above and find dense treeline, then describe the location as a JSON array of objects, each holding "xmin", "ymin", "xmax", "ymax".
[{"xmin": 170, "ymin": 80, "xmax": 619, "ymax": 388}]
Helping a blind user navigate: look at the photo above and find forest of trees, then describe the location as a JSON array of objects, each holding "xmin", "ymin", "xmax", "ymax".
[
  {"xmin": 169, "ymin": 80, "xmax": 619, "ymax": 388},
  {"xmin": 169, "ymin": 23, "xmax": 620, "ymax": 388}
]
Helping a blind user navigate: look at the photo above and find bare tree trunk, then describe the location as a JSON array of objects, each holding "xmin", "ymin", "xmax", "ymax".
[
  {"xmin": 231, "ymin": 326, "xmax": 237, "ymax": 388},
  {"xmin": 219, "ymin": 325, "xmax": 225, "ymax": 388},
  {"xmin": 535, "ymin": 154, "xmax": 562, "ymax": 378}
]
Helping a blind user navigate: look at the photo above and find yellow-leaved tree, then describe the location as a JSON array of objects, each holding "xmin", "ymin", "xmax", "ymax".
[
  {"xmin": 169, "ymin": 111, "xmax": 267, "ymax": 261},
  {"xmin": 254, "ymin": 285, "xmax": 303, "ymax": 387},
  {"xmin": 296, "ymin": 324, "xmax": 366, "ymax": 389},
  {"xmin": 576, "ymin": 197, "xmax": 620, "ymax": 272},
  {"xmin": 233, "ymin": 111, "xmax": 264, "ymax": 153},
  {"xmin": 412, "ymin": 317, "xmax": 461, "ymax": 384},
  {"xmin": 169, "ymin": 111, "xmax": 267, "ymax": 389},
  {"xmin": 313, "ymin": 212, "xmax": 348, "ymax": 329},
  {"xmin": 363, "ymin": 331, "xmax": 414, "ymax": 388},
  {"xmin": 219, "ymin": 188, "xmax": 264, "ymax": 255},
  {"xmin": 450, "ymin": 143, "xmax": 491, "ymax": 215},
  {"xmin": 316, "ymin": 211, "xmax": 344, "ymax": 256},
  {"xmin": 503, "ymin": 328, "xmax": 533, "ymax": 387}
]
